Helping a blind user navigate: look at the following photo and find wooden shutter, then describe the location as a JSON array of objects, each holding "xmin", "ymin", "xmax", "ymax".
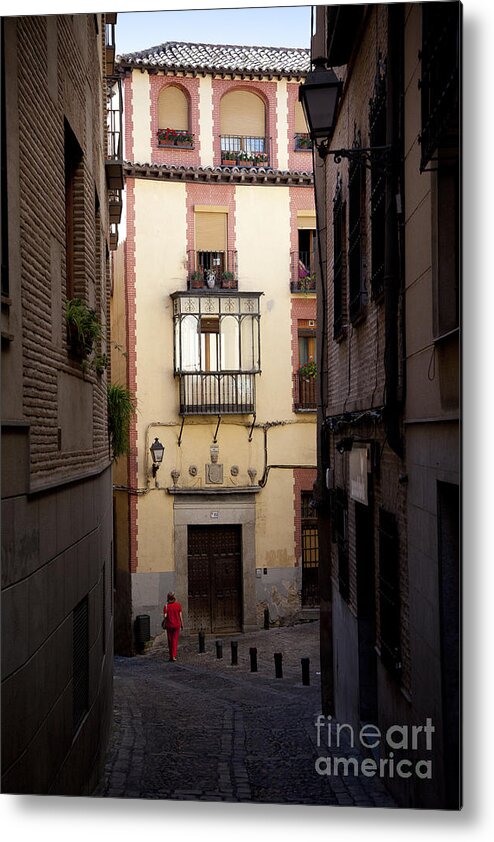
[
  {"xmin": 220, "ymin": 90, "xmax": 265, "ymax": 136},
  {"xmin": 294, "ymin": 99, "xmax": 308, "ymax": 134},
  {"xmin": 158, "ymin": 85, "xmax": 188, "ymax": 130},
  {"xmin": 195, "ymin": 212, "xmax": 227, "ymax": 251}
]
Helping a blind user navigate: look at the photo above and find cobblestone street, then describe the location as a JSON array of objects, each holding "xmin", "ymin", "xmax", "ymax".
[{"xmin": 96, "ymin": 621, "xmax": 396, "ymax": 808}]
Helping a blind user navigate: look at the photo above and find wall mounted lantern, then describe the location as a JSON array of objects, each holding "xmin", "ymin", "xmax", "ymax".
[
  {"xmin": 150, "ymin": 437, "xmax": 165, "ymax": 477},
  {"xmin": 299, "ymin": 57, "xmax": 391, "ymax": 168},
  {"xmin": 299, "ymin": 57, "xmax": 343, "ymax": 149}
]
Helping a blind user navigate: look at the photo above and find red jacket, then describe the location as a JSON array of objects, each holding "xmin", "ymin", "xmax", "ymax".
[{"xmin": 164, "ymin": 601, "xmax": 182, "ymax": 629}]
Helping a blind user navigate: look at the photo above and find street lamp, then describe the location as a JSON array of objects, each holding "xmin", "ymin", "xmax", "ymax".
[
  {"xmin": 299, "ymin": 57, "xmax": 342, "ymax": 148},
  {"xmin": 150, "ymin": 437, "xmax": 165, "ymax": 477},
  {"xmin": 299, "ymin": 57, "xmax": 391, "ymax": 168}
]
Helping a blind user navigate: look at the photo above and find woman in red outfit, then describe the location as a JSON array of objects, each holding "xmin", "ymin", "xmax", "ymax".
[{"xmin": 163, "ymin": 592, "xmax": 183, "ymax": 661}]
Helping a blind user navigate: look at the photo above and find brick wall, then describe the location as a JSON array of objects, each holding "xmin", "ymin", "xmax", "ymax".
[
  {"xmin": 15, "ymin": 15, "xmax": 109, "ymax": 488},
  {"xmin": 287, "ymin": 82, "xmax": 312, "ymax": 172},
  {"xmin": 124, "ymin": 179, "xmax": 139, "ymax": 574},
  {"xmin": 321, "ymin": 7, "xmax": 411, "ymax": 696}
]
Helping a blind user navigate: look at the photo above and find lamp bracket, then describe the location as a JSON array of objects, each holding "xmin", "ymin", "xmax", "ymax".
[{"xmin": 317, "ymin": 142, "xmax": 393, "ymax": 172}]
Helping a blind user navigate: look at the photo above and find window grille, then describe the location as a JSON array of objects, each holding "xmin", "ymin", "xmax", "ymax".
[
  {"xmin": 419, "ymin": 2, "xmax": 460, "ymax": 172},
  {"xmin": 369, "ymin": 59, "xmax": 387, "ymax": 300},
  {"xmin": 301, "ymin": 492, "xmax": 319, "ymax": 606},
  {"xmin": 333, "ymin": 175, "xmax": 345, "ymax": 338},
  {"xmin": 73, "ymin": 596, "xmax": 89, "ymax": 733},
  {"xmin": 348, "ymin": 144, "xmax": 366, "ymax": 321},
  {"xmin": 378, "ymin": 508, "xmax": 402, "ymax": 676}
]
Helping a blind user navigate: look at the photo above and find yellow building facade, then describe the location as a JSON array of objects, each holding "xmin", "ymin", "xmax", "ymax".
[{"xmin": 114, "ymin": 42, "xmax": 318, "ymax": 642}]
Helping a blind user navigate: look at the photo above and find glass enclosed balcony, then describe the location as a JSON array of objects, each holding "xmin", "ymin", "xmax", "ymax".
[{"xmin": 171, "ymin": 291, "xmax": 261, "ymax": 415}]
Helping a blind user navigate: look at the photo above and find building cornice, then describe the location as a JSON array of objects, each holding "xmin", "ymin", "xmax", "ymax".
[{"xmin": 124, "ymin": 162, "xmax": 314, "ymax": 187}]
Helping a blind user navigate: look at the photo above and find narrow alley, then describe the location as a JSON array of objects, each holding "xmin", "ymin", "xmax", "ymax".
[{"xmin": 96, "ymin": 622, "xmax": 395, "ymax": 808}]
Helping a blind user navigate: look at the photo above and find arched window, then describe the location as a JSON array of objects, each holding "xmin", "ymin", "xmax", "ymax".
[
  {"xmin": 220, "ymin": 90, "xmax": 268, "ymax": 165},
  {"xmin": 157, "ymin": 86, "xmax": 192, "ymax": 147}
]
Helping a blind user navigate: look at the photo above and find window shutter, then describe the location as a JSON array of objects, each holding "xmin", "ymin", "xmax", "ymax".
[
  {"xmin": 195, "ymin": 212, "xmax": 227, "ymax": 252},
  {"xmin": 220, "ymin": 90, "xmax": 265, "ymax": 137},
  {"xmin": 297, "ymin": 213, "xmax": 316, "ymax": 230},
  {"xmin": 158, "ymin": 85, "xmax": 188, "ymax": 130},
  {"xmin": 294, "ymin": 99, "xmax": 308, "ymax": 134}
]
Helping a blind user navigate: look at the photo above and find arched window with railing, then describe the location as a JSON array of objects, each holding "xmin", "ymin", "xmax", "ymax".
[{"xmin": 219, "ymin": 89, "xmax": 269, "ymax": 167}]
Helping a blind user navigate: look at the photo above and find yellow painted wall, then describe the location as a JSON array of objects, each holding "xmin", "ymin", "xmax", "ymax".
[
  {"xmin": 133, "ymin": 179, "xmax": 187, "ymax": 572},
  {"xmin": 199, "ymin": 75, "xmax": 214, "ymax": 167},
  {"xmin": 234, "ymin": 185, "xmax": 293, "ymax": 420},
  {"xmin": 132, "ymin": 70, "xmax": 152, "ymax": 163},
  {"xmin": 276, "ymin": 79, "xmax": 289, "ymax": 170}
]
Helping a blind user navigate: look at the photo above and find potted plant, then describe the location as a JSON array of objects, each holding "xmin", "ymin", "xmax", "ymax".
[
  {"xmin": 221, "ymin": 151, "xmax": 237, "ymax": 166},
  {"xmin": 295, "ymin": 133, "xmax": 313, "ymax": 151},
  {"xmin": 237, "ymin": 150, "xmax": 254, "ymax": 167},
  {"xmin": 190, "ymin": 270, "xmax": 204, "ymax": 289},
  {"xmin": 299, "ymin": 359, "xmax": 317, "ymax": 380},
  {"xmin": 221, "ymin": 270, "xmax": 235, "ymax": 289},
  {"xmin": 157, "ymin": 127, "xmax": 176, "ymax": 146},
  {"xmin": 175, "ymin": 131, "xmax": 193, "ymax": 147},
  {"xmin": 299, "ymin": 272, "xmax": 316, "ymax": 292},
  {"xmin": 66, "ymin": 298, "xmax": 102, "ymax": 360},
  {"xmin": 253, "ymin": 152, "xmax": 268, "ymax": 167}
]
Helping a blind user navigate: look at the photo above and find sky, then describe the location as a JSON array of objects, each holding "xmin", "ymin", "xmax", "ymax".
[{"xmin": 114, "ymin": 4, "xmax": 313, "ymax": 55}]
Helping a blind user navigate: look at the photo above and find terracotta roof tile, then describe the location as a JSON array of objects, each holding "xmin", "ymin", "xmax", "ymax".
[{"xmin": 117, "ymin": 41, "xmax": 310, "ymax": 77}]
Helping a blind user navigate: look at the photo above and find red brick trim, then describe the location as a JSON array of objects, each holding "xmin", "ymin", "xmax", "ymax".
[
  {"xmin": 124, "ymin": 179, "xmax": 139, "ymax": 573},
  {"xmin": 287, "ymin": 82, "xmax": 313, "ymax": 172},
  {"xmin": 185, "ymin": 182, "xmax": 237, "ymax": 256},
  {"xmin": 149, "ymin": 75, "xmax": 201, "ymax": 167}
]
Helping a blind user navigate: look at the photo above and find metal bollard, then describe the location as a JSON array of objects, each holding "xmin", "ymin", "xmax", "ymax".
[
  {"xmin": 216, "ymin": 639, "xmax": 223, "ymax": 659},
  {"xmin": 264, "ymin": 608, "xmax": 270, "ymax": 630},
  {"xmin": 231, "ymin": 640, "xmax": 238, "ymax": 666},
  {"xmin": 301, "ymin": 657, "xmax": 310, "ymax": 685},
  {"xmin": 198, "ymin": 630, "xmax": 205, "ymax": 653},
  {"xmin": 274, "ymin": 652, "xmax": 283, "ymax": 678},
  {"xmin": 249, "ymin": 646, "xmax": 258, "ymax": 672}
]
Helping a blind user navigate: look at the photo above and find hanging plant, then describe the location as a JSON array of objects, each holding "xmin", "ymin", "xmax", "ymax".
[
  {"xmin": 66, "ymin": 298, "xmax": 102, "ymax": 360},
  {"xmin": 107, "ymin": 383, "xmax": 136, "ymax": 459}
]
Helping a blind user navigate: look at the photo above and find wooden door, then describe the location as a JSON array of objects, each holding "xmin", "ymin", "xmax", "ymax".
[{"xmin": 187, "ymin": 525, "xmax": 242, "ymax": 633}]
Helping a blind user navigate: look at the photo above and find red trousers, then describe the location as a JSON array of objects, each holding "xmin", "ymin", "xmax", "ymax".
[{"xmin": 166, "ymin": 627, "xmax": 180, "ymax": 660}]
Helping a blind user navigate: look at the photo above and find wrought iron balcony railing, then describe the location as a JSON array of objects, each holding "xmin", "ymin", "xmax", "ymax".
[
  {"xmin": 293, "ymin": 372, "xmax": 317, "ymax": 410},
  {"xmin": 106, "ymin": 77, "xmax": 124, "ymax": 191},
  {"xmin": 187, "ymin": 250, "xmax": 238, "ymax": 290},
  {"xmin": 220, "ymin": 135, "xmax": 270, "ymax": 167},
  {"xmin": 178, "ymin": 372, "xmax": 256, "ymax": 415},
  {"xmin": 290, "ymin": 251, "xmax": 316, "ymax": 293}
]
